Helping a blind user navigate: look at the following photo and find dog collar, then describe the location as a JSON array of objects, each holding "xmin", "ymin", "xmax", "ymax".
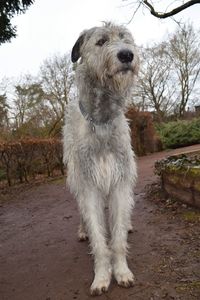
[
  {"xmin": 79, "ymin": 101, "xmax": 112, "ymax": 132},
  {"xmin": 79, "ymin": 101, "xmax": 96, "ymax": 131}
]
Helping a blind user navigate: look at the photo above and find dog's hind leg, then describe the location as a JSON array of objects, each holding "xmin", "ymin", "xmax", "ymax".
[
  {"xmin": 109, "ymin": 183, "xmax": 135, "ymax": 288},
  {"xmin": 78, "ymin": 217, "xmax": 88, "ymax": 241},
  {"xmin": 78, "ymin": 188, "xmax": 112, "ymax": 296}
]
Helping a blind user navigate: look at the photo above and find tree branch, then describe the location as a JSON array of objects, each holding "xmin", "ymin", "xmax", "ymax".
[{"xmin": 143, "ymin": 0, "xmax": 200, "ymax": 19}]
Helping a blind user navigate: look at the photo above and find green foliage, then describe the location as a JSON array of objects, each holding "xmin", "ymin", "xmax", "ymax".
[
  {"xmin": 156, "ymin": 118, "xmax": 200, "ymax": 149},
  {"xmin": 0, "ymin": 0, "xmax": 34, "ymax": 44},
  {"xmin": 0, "ymin": 168, "xmax": 6, "ymax": 180}
]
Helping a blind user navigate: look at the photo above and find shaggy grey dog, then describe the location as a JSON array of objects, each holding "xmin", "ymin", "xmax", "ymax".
[{"xmin": 63, "ymin": 22, "xmax": 139, "ymax": 296}]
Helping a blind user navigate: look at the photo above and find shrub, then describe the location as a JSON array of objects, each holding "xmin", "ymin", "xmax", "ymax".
[
  {"xmin": 0, "ymin": 169, "xmax": 6, "ymax": 181},
  {"xmin": 156, "ymin": 118, "xmax": 200, "ymax": 149},
  {"xmin": 126, "ymin": 108, "xmax": 162, "ymax": 156},
  {"xmin": 0, "ymin": 139, "xmax": 64, "ymax": 186}
]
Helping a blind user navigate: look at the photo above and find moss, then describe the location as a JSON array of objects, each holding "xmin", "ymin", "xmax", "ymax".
[
  {"xmin": 176, "ymin": 281, "xmax": 200, "ymax": 292},
  {"xmin": 48, "ymin": 176, "xmax": 65, "ymax": 185},
  {"xmin": 164, "ymin": 173, "xmax": 184, "ymax": 186},
  {"xmin": 182, "ymin": 211, "xmax": 200, "ymax": 222},
  {"xmin": 164, "ymin": 172, "xmax": 200, "ymax": 191},
  {"xmin": 155, "ymin": 153, "xmax": 200, "ymax": 178},
  {"xmin": 165, "ymin": 165, "xmax": 200, "ymax": 177}
]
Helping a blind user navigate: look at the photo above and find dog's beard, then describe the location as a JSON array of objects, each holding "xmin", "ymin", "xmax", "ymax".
[
  {"xmin": 86, "ymin": 59, "xmax": 135, "ymax": 93},
  {"xmin": 105, "ymin": 68, "xmax": 134, "ymax": 93}
]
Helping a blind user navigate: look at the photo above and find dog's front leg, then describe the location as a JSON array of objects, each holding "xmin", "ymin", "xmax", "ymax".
[
  {"xmin": 78, "ymin": 188, "xmax": 112, "ymax": 295},
  {"xmin": 109, "ymin": 183, "xmax": 135, "ymax": 288}
]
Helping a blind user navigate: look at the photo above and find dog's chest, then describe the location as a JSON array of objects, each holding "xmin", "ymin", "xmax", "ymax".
[
  {"xmin": 99, "ymin": 152, "xmax": 116, "ymax": 176},
  {"xmin": 77, "ymin": 120, "xmax": 131, "ymax": 193},
  {"xmin": 95, "ymin": 152, "xmax": 119, "ymax": 194},
  {"xmin": 92, "ymin": 131, "xmax": 127, "ymax": 193}
]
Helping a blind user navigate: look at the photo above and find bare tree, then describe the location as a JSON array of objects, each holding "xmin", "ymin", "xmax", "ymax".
[
  {"xmin": 133, "ymin": 23, "xmax": 200, "ymax": 119},
  {"xmin": 168, "ymin": 23, "xmax": 200, "ymax": 116},
  {"xmin": 13, "ymin": 85, "xmax": 27, "ymax": 128},
  {"xmin": 13, "ymin": 76, "xmax": 41, "ymax": 128},
  {"xmin": 0, "ymin": 54, "xmax": 74, "ymax": 138},
  {"xmin": 12, "ymin": 75, "xmax": 48, "ymax": 136},
  {"xmin": 0, "ymin": 93, "xmax": 9, "ymax": 129},
  {"xmin": 134, "ymin": 44, "xmax": 176, "ymax": 121},
  {"xmin": 39, "ymin": 53, "xmax": 75, "ymax": 136}
]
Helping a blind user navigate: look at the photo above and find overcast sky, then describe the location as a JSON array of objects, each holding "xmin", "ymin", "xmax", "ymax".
[{"xmin": 0, "ymin": 0, "xmax": 199, "ymax": 79}]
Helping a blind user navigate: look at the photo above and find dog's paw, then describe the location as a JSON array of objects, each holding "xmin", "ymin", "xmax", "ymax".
[
  {"xmin": 78, "ymin": 226, "xmax": 88, "ymax": 242},
  {"xmin": 78, "ymin": 231, "xmax": 88, "ymax": 242},
  {"xmin": 114, "ymin": 267, "xmax": 135, "ymax": 288},
  {"xmin": 128, "ymin": 225, "xmax": 133, "ymax": 233},
  {"xmin": 90, "ymin": 270, "xmax": 111, "ymax": 296},
  {"xmin": 90, "ymin": 280, "xmax": 109, "ymax": 296}
]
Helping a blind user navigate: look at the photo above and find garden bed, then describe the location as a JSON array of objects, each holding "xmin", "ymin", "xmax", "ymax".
[{"xmin": 155, "ymin": 150, "xmax": 200, "ymax": 208}]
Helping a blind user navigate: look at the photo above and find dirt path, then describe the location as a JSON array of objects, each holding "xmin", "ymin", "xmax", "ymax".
[{"xmin": 0, "ymin": 145, "xmax": 200, "ymax": 300}]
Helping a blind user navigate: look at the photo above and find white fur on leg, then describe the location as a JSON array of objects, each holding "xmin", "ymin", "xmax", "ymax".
[
  {"xmin": 78, "ymin": 189, "xmax": 112, "ymax": 295},
  {"xmin": 113, "ymin": 255, "xmax": 135, "ymax": 287},
  {"xmin": 109, "ymin": 183, "xmax": 135, "ymax": 288},
  {"xmin": 90, "ymin": 255, "xmax": 112, "ymax": 296}
]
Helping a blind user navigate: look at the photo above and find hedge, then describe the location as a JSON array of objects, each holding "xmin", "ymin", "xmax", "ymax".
[
  {"xmin": 0, "ymin": 110, "xmax": 163, "ymax": 187},
  {"xmin": 156, "ymin": 117, "xmax": 200, "ymax": 149},
  {"xmin": 0, "ymin": 139, "xmax": 64, "ymax": 186},
  {"xmin": 126, "ymin": 108, "xmax": 162, "ymax": 156}
]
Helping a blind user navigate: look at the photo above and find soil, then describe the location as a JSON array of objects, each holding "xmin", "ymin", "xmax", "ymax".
[{"xmin": 0, "ymin": 144, "xmax": 200, "ymax": 300}]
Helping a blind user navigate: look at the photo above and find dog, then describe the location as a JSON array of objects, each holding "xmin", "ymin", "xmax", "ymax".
[{"xmin": 63, "ymin": 22, "xmax": 139, "ymax": 295}]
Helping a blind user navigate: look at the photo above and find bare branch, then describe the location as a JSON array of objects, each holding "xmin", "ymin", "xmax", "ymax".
[
  {"xmin": 143, "ymin": 0, "xmax": 200, "ymax": 19},
  {"xmin": 126, "ymin": 2, "xmax": 142, "ymax": 24}
]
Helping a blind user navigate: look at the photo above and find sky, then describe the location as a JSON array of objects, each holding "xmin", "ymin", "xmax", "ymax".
[{"xmin": 0, "ymin": 0, "xmax": 199, "ymax": 79}]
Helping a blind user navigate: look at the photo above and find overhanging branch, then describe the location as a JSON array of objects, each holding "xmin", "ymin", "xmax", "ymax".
[{"xmin": 143, "ymin": 0, "xmax": 200, "ymax": 19}]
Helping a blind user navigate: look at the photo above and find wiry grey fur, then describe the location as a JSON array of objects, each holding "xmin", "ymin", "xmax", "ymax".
[{"xmin": 63, "ymin": 22, "xmax": 139, "ymax": 296}]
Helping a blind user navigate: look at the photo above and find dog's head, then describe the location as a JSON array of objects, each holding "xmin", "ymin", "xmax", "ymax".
[{"xmin": 71, "ymin": 22, "xmax": 139, "ymax": 93}]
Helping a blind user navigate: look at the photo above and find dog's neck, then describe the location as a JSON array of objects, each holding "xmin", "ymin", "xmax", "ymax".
[{"xmin": 77, "ymin": 72, "xmax": 128, "ymax": 125}]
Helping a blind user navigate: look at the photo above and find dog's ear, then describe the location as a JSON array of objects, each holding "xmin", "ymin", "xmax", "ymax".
[
  {"xmin": 71, "ymin": 33, "xmax": 86, "ymax": 63},
  {"xmin": 71, "ymin": 28, "xmax": 97, "ymax": 63}
]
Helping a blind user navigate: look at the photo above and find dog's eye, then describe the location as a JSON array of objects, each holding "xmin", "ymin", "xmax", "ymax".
[
  {"xmin": 96, "ymin": 38, "xmax": 107, "ymax": 46},
  {"xmin": 119, "ymin": 32, "xmax": 125, "ymax": 39}
]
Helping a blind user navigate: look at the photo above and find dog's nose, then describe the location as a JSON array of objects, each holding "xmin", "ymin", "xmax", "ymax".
[{"xmin": 117, "ymin": 50, "xmax": 134, "ymax": 63}]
